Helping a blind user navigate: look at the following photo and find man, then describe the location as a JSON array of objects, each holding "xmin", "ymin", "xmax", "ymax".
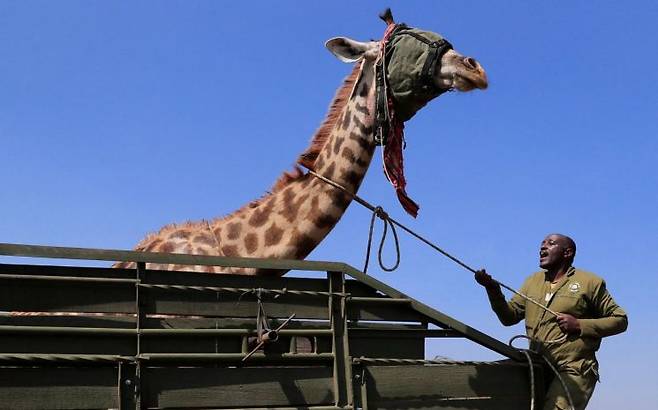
[{"xmin": 475, "ymin": 234, "xmax": 627, "ymax": 410}]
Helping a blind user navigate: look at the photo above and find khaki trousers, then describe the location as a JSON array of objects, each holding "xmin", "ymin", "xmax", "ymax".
[{"xmin": 542, "ymin": 367, "xmax": 598, "ymax": 410}]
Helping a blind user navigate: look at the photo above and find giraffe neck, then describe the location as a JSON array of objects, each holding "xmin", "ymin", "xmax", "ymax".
[{"xmin": 211, "ymin": 62, "xmax": 377, "ymax": 273}]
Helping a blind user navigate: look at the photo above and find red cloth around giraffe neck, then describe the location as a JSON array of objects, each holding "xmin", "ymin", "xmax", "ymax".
[{"xmin": 380, "ymin": 24, "xmax": 420, "ymax": 218}]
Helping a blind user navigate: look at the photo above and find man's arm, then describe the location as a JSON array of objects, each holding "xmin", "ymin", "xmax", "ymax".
[
  {"xmin": 475, "ymin": 269, "xmax": 526, "ymax": 326},
  {"xmin": 579, "ymin": 280, "xmax": 628, "ymax": 338}
]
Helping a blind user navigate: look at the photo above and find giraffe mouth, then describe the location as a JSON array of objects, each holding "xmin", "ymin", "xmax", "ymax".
[{"xmin": 453, "ymin": 72, "xmax": 488, "ymax": 92}]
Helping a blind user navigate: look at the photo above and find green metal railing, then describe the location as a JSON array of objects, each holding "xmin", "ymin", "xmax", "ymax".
[
  {"xmin": 0, "ymin": 242, "xmax": 522, "ymax": 361},
  {"xmin": 0, "ymin": 242, "xmax": 532, "ymax": 409}
]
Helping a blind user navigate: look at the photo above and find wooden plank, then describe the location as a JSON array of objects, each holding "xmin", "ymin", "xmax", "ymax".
[
  {"xmin": 358, "ymin": 363, "xmax": 542, "ymax": 410},
  {"xmin": 0, "ymin": 366, "xmax": 119, "ymax": 409},
  {"xmin": 141, "ymin": 366, "xmax": 334, "ymax": 408}
]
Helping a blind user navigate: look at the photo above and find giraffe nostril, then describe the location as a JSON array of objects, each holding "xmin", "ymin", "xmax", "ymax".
[{"xmin": 464, "ymin": 57, "xmax": 478, "ymax": 70}]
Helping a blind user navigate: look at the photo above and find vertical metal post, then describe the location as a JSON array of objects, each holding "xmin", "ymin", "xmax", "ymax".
[
  {"xmin": 358, "ymin": 367, "xmax": 369, "ymax": 410},
  {"xmin": 328, "ymin": 271, "xmax": 353, "ymax": 407},
  {"xmin": 118, "ymin": 362, "xmax": 137, "ymax": 409},
  {"xmin": 135, "ymin": 261, "xmax": 145, "ymax": 410}
]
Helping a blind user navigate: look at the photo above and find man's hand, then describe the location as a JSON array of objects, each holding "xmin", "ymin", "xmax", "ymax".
[
  {"xmin": 474, "ymin": 269, "xmax": 497, "ymax": 289},
  {"xmin": 557, "ymin": 313, "xmax": 581, "ymax": 335}
]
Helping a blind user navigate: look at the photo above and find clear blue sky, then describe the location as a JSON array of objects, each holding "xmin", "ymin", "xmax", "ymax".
[{"xmin": 1, "ymin": 1, "xmax": 656, "ymax": 408}]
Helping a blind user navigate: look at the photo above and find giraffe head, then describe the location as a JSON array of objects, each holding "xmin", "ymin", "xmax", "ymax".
[{"xmin": 326, "ymin": 16, "xmax": 487, "ymax": 122}]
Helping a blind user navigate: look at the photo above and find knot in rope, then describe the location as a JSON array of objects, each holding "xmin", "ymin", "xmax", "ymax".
[{"xmin": 363, "ymin": 206, "xmax": 401, "ymax": 274}]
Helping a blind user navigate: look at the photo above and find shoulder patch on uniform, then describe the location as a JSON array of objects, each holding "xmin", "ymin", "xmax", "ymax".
[{"xmin": 569, "ymin": 282, "xmax": 581, "ymax": 293}]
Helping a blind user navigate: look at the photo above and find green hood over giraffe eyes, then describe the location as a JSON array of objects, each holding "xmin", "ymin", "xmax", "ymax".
[{"xmin": 384, "ymin": 24, "xmax": 453, "ymax": 122}]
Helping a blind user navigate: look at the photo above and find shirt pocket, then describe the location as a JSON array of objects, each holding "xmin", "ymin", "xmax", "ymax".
[{"xmin": 550, "ymin": 292, "xmax": 587, "ymax": 315}]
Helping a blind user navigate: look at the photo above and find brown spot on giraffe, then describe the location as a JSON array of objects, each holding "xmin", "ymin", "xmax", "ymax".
[
  {"xmin": 244, "ymin": 233, "xmax": 258, "ymax": 254},
  {"xmin": 160, "ymin": 242, "xmax": 174, "ymax": 253},
  {"xmin": 357, "ymin": 77, "xmax": 370, "ymax": 97},
  {"xmin": 227, "ymin": 222, "xmax": 242, "ymax": 240},
  {"xmin": 341, "ymin": 169, "xmax": 361, "ymax": 190},
  {"xmin": 307, "ymin": 196, "xmax": 337, "ymax": 230},
  {"xmin": 355, "ymin": 102, "xmax": 369, "ymax": 115},
  {"xmin": 349, "ymin": 131, "xmax": 372, "ymax": 151},
  {"xmin": 221, "ymin": 245, "xmax": 238, "ymax": 257},
  {"xmin": 341, "ymin": 147, "xmax": 356, "ymax": 163},
  {"xmin": 265, "ymin": 223, "xmax": 284, "ymax": 247},
  {"xmin": 250, "ymin": 198, "xmax": 276, "ymax": 228},
  {"xmin": 194, "ymin": 234, "xmax": 216, "ymax": 247},
  {"xmin": 333, "ymin": 136, "xmax": 345, "ymax": 155},
  {"xmin": 289, "ymin": 231, "xmax": 317, "ymax": 259},
  {"xmin": 169, "ymin": 230, "xmax": 191, "ymax": 240},
  {"xmin": 342, "ymin": 110, "xmax": 351, "ymax": 130},
  {"xmin": 280, "ymin": 191, "xmax": 310, "ymax": 223},
  {"xmin": 353, "ymin": 115, "xmax": 372, "ymax": 135},
  {"xmin": 324, "ymin": 162, "xmax": 336, "ymax": 179},
  {"xmin": 329, "ymin": 189, "xmax": 350, "ymax": 209}
]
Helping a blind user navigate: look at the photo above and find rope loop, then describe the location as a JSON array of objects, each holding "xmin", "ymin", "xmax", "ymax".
[
  {"xmin": 363, "ymin": 206, "xmax": 401, "ymax": 273},
  {"xmin": 509, "ymin": 334, "xmax": 575, "ymax": 410}
]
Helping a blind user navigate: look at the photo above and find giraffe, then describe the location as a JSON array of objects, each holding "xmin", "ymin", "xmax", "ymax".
[{"xmin": 114, "ymin": 19, "xmax": 488, "ymax": 275}]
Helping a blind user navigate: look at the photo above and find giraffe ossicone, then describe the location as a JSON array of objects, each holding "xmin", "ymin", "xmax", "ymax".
[{"xmin": 115, "ymin": 14, "xmax": 488, "ymax": 275}]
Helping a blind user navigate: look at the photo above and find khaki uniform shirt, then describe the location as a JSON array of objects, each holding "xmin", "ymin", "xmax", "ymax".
[{"xmin": 488, "ymin": 267, "xmax": 628, "ymax": 375}]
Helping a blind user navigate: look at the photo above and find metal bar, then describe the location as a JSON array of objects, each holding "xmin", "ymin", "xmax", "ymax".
[
  {"xmin": 119, "ymin": 362, "xmax": 137, "ymax": 410},
  {"xmin": 0, "ymin": 354, "xmax": 131, "ymax": 363},
  {"xmin": 348, "ymin": 328, "xmax": 462, "ymax": 338},
  {"xmin": 135, "ymin": 261, "xmax": 145, "ymax": 410},
  {"xmin": 0, "ymin": 325, "xmax": 134, "ymax": 335},
  {"xmin": 329, "ymin": 271, "xmax": 352, "ymax": 407},
  {"xmin": 138, "ymin": 353, "xmax": 334, "ymax": 362},
  {"xmin": 0, "ymin": 325, "xmax": 333, "ymax": 337},
  {"xmin": 347, "ymin": 296, "xmax": 412, "ymax": 303},
  {"xmin": 0, "ymin": 273, "xmax": 136, "ymax": 283},
  {"xmin": 0, "ymin": 242, "xmax": 348, "ymax": 272},
  {"xmin": 146, "ymin": 407, "xmax": 353, "ymax": 410}
]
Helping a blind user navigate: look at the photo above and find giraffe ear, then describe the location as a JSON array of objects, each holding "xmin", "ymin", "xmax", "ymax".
[{"xmin": 325, "ymin": 37, "xmax": 379, "ymax": 63}]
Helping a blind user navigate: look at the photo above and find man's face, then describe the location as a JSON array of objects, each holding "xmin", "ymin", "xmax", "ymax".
[{"xmin": 539, "ymin": 234, "xmax": 572, "ymax": 270}]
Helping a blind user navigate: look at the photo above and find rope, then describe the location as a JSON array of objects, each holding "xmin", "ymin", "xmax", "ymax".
[
  {"xmin": 139, "ymin": 283, "xmax": 344, "ymax": 298},
  {"xmin": 353, "ymin": 356, "xmax": 502, "ymax": 366},
  {"xmin": 363, "ymin": 206, "xmax": 400, "ymax": 273},
  {"xmin": 305, "ymin": 167, "xmax": 559, "ymax": 317},
  {"xmin": 509, "ymin": 335, "xmax": 574, "ymax": 410}
]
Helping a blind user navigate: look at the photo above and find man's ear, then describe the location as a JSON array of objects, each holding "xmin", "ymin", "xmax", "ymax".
[
  {"xmin": 326, "ymin": 37, "xmax": 379, "ymax": 63},
  {"xmin": 564, "ymin": 247, "xmax": 575, "ymax": 259}
]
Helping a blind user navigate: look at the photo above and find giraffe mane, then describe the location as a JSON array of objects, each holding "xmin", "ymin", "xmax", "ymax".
[
  {"xmin": 131, "ymin": 66, "xmax": 364, "ymax": 247},
  {"xmin": 203, "ymin": 64, "xmax": 362, "ymax": 229},
  {"xmin": 271, "ymin": 64, "xmax": 362, "ymax": 192}
]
